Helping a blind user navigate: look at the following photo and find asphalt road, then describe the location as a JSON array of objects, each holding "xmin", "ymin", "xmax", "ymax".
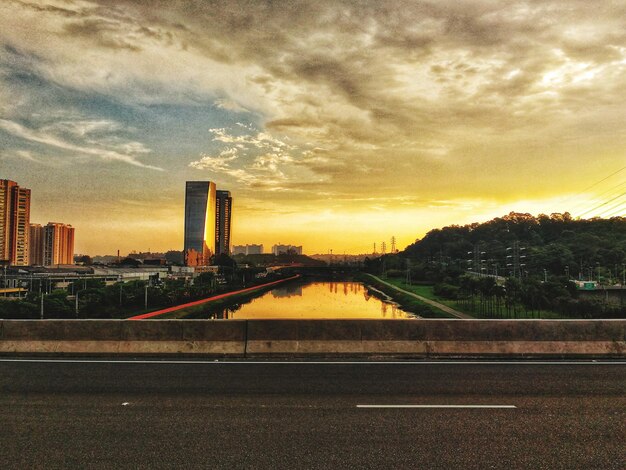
[{"xmin": 0, "ymin": 359, "xmax": 624, "ymax": 469}]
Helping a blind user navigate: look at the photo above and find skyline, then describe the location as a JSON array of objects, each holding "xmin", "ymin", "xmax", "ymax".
[{"xmin": 1, "ymin": 1, "xmax": 625, "ymax": 255}]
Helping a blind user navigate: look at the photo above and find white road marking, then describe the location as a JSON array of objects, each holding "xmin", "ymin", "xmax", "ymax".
[
  {"xmin": 121, "ymin": 402, "xmax": 129, "ymax": 406},
  {"xmin": 0, "ymin": 359, "xmax": 624, "ymax": 365},
  {"xmin": 357, "ymin": 404, "xmax": 517, "ymax": 409}
]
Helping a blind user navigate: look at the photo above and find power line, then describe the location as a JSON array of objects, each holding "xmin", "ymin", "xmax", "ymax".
[
  {"xmin": 599, "ymin": 202, "xmax": 626, "ymax": 218},
  {"xmin": 568, "ymin": 180, "xmax": 626, "ymax": 214},
  {"xmin": 596, "ymin": 196, "xmax": 626, "ymax": 217},
  {"xmin": 563, "ymin": 165, "xmax": 625, "ymax": 206},
  {"xmin": 578, "ymin": 191, "xmax": 626, "ymax": 218},
  {"xmin": 578, "ymin": 166, "xmax": 625, "ymax": 194}
]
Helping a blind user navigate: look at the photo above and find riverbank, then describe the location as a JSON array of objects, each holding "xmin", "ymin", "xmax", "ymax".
[
  {"xmin": 129, "ymin": 275, "xmax": 301, "ymax": 320},
  {"xmin": 357, "ymin": 274, "xmax": 458, "ymax": 318}
]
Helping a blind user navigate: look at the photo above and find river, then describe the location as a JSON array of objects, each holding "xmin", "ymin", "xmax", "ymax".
[{"xmin": 207, "ymin": 280, "xmax": 414, "ymax": 319}]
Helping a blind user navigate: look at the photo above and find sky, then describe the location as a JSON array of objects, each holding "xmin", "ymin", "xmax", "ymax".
[{"xmin": 1, "ymin": 0, "xmax": 625, "ymax": 255}]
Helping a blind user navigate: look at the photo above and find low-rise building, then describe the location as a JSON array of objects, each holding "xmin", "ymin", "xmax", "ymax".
[{"xmin": 271, "ymin": 244, "xmax": 302, "ymax": 255}]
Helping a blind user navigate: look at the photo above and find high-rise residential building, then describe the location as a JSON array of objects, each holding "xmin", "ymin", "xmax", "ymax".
[
  {"xmin": 215, "ymin": 190, "xmax": 232, "ymax": 255},
  {"xmin": 184, "ymin": 181, "xmax": 217, "ymax": 266},
  {"xmin": 0, "ymin": 180, "xmax": 17, "ymax": 263},
  {"xmin": 43, "ymin": 222, "xmax": 75, "ymax": 266},
  {"xmin": 0, "ymin": 179, "xmax": 31, "ymax": 266},
  {"xmin": 29, "ymin": 223, "xmax": 44, "ymax": 265}
]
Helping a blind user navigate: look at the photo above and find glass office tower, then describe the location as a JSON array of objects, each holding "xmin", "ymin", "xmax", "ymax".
[
  {"xmin": 215, "ymin": 190, "xmax": 232, "ymax": 255},
  {"xmin": 184, "ymin": 181, "xmax": 216, "ymax": 266}
]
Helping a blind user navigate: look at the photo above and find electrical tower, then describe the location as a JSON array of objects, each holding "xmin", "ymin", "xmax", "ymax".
[
  {"xmin": 390, "ymin": 236, "xmax": 396, "ymax": 254},
  {"xmin": 373, "ymin": 242, "xmax": 376, "ymax": 254},
  {"xmin": 381, "ymin": 241, "xmax": 387, "ymax": 255},
  {"xmin": 506, "ymin": 241, "xmax": 526, "ymax": 279},
  {"xmin": 467, "ymin": 244, "xmax": 486, "ymax": 276}
]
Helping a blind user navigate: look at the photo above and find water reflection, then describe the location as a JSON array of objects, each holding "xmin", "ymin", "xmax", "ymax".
[
  {"xmin": 271, "ymin": 284, "xmax": 303, "ymax": 298},
  {"xmin": 210, "ymin": 281, "xmax": 413, "ymax": 319}
]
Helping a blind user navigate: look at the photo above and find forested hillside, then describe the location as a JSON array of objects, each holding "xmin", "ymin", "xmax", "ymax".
[
  {"xmin": 402, "ymin": 212, "xmax": 625, "ymax": 282},
  {"xmin": 364, "ymin": 213, "xmax": 626, "ymax": 319}
]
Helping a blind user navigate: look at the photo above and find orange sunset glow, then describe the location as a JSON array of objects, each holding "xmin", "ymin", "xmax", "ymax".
[{"xmin": 1, "ymin": 1, "xmax": 624, "ymax": 255}]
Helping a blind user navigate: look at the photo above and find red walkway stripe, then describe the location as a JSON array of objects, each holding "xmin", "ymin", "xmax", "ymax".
[{"xmin": 128, "ymin": 275, "xmax": 301, "ymax": 320}]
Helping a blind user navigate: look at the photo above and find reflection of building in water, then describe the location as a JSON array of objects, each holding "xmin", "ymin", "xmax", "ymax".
[{"xmin": 271, "ymin": 284, "xmax": 303, "ymax": 298}]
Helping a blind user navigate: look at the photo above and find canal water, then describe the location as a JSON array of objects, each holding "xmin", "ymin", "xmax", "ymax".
[{"xmin": 212, "ymin": 281, "xmax": 414, "ymax": 319}]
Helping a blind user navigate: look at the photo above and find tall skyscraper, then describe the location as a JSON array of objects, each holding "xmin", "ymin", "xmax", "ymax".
[
  {"xmin": 184, "ymin": 182, "xmax": 233, "ymax": 266},
  {"xmin": 29, "ymin": 223, "xmax": 44, "ymax": 265},
  {"xmin": 184, "ymin": 181, "xmax": 216, "ymax": 266},
  {"xmin": 43, "ymin": 222, "xmax": 75, "ymax": 266},
  {"xmin": 215, "ymin": 190, "xmax": 232, "ymax": 255},
  {"xmin": 0, "ymin": 179, "xmax": 31, "ymax": 266}
]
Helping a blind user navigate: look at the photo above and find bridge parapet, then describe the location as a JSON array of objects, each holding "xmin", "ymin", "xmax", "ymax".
[{"xmin": 0, "ymin": 319, "xmax": 624, "ymax": 358}]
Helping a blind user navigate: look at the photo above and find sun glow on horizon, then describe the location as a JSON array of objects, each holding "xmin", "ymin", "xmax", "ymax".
[{"xmin": 1, "ymin": 1, "xmax": 624, "ymax": 256}]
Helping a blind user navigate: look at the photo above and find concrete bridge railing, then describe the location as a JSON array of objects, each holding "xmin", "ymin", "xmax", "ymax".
[{"xmin": 0, "ymin": 319, "xmax": 624, "ymax": 358}]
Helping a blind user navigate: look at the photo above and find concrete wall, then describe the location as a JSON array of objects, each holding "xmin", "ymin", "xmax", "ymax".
[
  {"xmin": 0, "ymin": 320, "xmax": 246, "ymax": 356},
  {"xmin": 0, "ymin": 319, "xmax": 624, "ymax": 357}
]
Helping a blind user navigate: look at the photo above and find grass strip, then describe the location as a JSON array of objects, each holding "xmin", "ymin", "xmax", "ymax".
[{"xmin": 356, "ymin": 273, "xmax": 455, "ymax": 318}]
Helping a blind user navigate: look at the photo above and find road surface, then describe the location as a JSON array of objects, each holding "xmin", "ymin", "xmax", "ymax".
[{"xmin": 0, "ymin": 359, "xmax": 624, "ymax": 469}]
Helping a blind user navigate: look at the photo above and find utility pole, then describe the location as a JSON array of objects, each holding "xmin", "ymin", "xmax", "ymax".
[
  {"xmin": 405, "ymin": 259, "xmax": 412, "ymax": 285},
  {"xmin": 119, "ymin": 283, "xmax": 123, "ymax": 306},
  {"xmin": 40, "ymin": 291, "xmax": 44, "ymax": 320},
  {"xmin": 144, "ymin": 284, "xmax": 148, "ymax": 310},
  {"xmin": 75, "ymin": 291, "xmax": 79, "ymax": 316}
]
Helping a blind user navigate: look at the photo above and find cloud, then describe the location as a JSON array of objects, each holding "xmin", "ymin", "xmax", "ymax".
[
  {"xmin": 42, "ymin": 119, "xmax": 123, "ymax": 137},
  {"xmin": 214, "ymin": 98, "xmax": 249, "ymax": 113},
  {"xmin": 0, "ymin": 118, "xmax": 162, "ymax": 170},
  {"xmin": 2, "ymin": 0, "xmax": 625, "ymax": 204},
  {"xmin": 190, "ymin": 127, "xmax": 308, "ymax": 189}
]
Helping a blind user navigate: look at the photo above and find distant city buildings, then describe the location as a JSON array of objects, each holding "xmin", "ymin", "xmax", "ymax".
[
  {"xmin": 184, "ymin": 181, "xmax": 233, "ymax": 266},
  {"xmin": 232, "ymin": 244, "xmax": 263, "ymax": 255},
  {"xmin": 0, "ymin": 179, "xmax": 75, "ymax": 267},
  {"xmin": 272, "ymin": 244, "xmax": 303, "ymax": 255}
]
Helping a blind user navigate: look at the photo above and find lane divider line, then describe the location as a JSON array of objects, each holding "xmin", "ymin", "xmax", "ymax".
[
  {"xmin": 0, "ymin": 359, "xmax": 624, "ymax": 365},
  {"xmin": 356, "ymin": 405, "xmax": 517, "ymax": 409},
  {"xmin": 128, "ymin": 275, "xmax": 301, "ymax": 320}
]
